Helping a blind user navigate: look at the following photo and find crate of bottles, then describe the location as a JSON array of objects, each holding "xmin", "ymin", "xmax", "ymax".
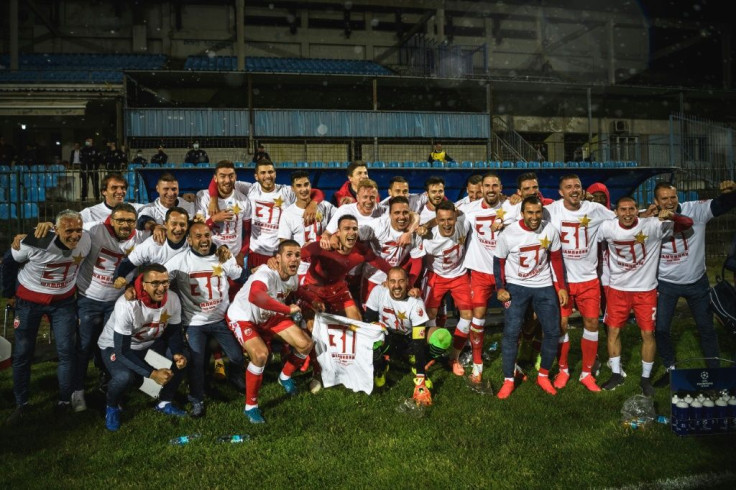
[{"xmin": 670, "ymin": 366, "xmax": 736, "ymax": 436}]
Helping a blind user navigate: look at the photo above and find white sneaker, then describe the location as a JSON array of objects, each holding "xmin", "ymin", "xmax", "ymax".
[
  {"xmin": 309, "ymin": 377, "xmax": 322, "ymax": 394},
  {"xmin": 606, "ymin": 359, "xmax": 627, "ymax": 378},
  {"xmin": 71, "ymin": 390, "xmax": 87, "ymax": 413}
]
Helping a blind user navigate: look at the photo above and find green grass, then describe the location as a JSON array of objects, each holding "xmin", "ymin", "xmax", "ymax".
[{"xmin": 1, "ymin": 262, "xmax": 735, "ymax": 488}]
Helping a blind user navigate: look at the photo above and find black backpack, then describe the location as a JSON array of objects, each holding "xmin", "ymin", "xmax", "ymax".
[{"xmin": 709, "ymin": 233, "xmax": 736, "ymax": 335}]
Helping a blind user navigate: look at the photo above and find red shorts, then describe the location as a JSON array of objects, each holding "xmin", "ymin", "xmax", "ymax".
[
  {"xmin": 603, "ymin": 288, "xmax": 657, "ymax": 331},
  {"xmin": 248, "ymin": 251, "xmax": 273, "ymax": 270},
  {"xmin": 470, "ymin": 271, "xmax": 496, "ymax": 309},
  {"xmin": 302, "ymin": 281, "xmax": 355, "ymax": 313},
  {"xmin": 423, "ymin": 272, "xmax": 472, "ymax": 310},
  {"xmin": 560, "ymin": 278, "xmax": 601, "ymax": 318},
  {"xmin": 227, "ymin": 315, "xmax": 294, "ymax": 347}
]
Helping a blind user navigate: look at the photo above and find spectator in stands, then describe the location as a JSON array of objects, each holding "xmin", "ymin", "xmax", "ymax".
[
  {"xmin": 0, "ymin": 136, "xmax": 15, "ymax": 165},
  {"xmin": 131, "ymin": 150, "xmax": 148, "ymax": 166},
  {"xmin": 80, "ymin": 137, "xmax": 102, "ymax": 201},
  {"xmin": 104, "ymin": 142, "xmax": 126, "ymax": 171},
  {"xmin": 185, "ymin": 141, "xmax": 209, "ymax": 164},
  {"xmin": 252, "ymin": 143, "xmax": 270, "ymax": 163},
  {"xmin": 332, "ymin": 161, "xmax": 371, "ymax": 206},
  {"xmin": 151, "ymin": 145, "xmax": 168, "ymax": 165},
  {"xmin": 70, "ymin": 143, "xmax": 82, "ymax": 169},
  {"xmin": 427, "ymin": 142, "xmax": 455, "ymax": 164}
]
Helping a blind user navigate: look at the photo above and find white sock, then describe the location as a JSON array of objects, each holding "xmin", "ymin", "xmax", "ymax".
[
  {"xmin": 504, "ymin": 377, "xmax": 514, "ymax": 382},
  {"xmin": 157, "ymin": 401, "xmax": 170, "ymax": 409},
  {"xmin": 610, "ymin": 356, "xmax": 621, "ymax": 374},
  {"xmin": 641, "ymin": 361, "xmax": 653, "ymax": 378},
  {"xmin": 245, "ymin": 403, "xmax": 258, "ymax": 411},
  {"xmin": 456, "ymin": 318, "xmax": 471, "ymax": 335},
  {"xmin": 473, "ymin": 363, "xmax": 483, "ymax": 374}
]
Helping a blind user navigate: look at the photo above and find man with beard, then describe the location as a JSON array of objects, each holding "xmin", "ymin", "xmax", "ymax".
[
  {"xmin": 494, "ymin": 196, "xmax": 568, "ymax": 399},
  {"xmin": 652, "ymin": 180, "xmax": 736, "ymax": 384},
  {"xmin": 113, "ymin": 207, "xmax": 191, "ymax": 287},
  {"xmin": 227, "ymin": 241, "xmax": 324, "ymax": 424},
  {"xmin": 198, "ymin": 161, "xmax": 252, "ymax": 267},
  {"xmin": 545, "ymin": 174, "xmax": 615, "ymax": 392},
  {"xmin": 597, "ymin": 197, "xmax": 693, "ymax": 396},
  {"xmin": 278, "ymin": 170, "xmax": 335, "ymax": 284},
  {"xmin": 365, "ymin": 267, "xmax": 432, "ymax": 405},
  {"xmin": 455, "ymin": 174, "xmax": 484, "ymax": 212},
  {"xmin": 98, "ymin": 264, "xmax": 188, "ymax": 430},
  {"xmin": 459, "ymin": 173, "xmax": 515, "ymax": 385},
  {"xmin": 165, "ymin": 223, "xmax": 247, "ymax": 417},
  {"xmin": 7, "ymin": 210, "xmax": 92, "ymax": 423}
]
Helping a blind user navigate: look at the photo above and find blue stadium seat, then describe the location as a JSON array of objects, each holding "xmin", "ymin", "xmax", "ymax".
[
  {"xmin": 417, "ymin": 161, "xmax": 430, "ymax": 168},
  {"xmin": 461, "ymin": 161, "xmax": 473, "ymax": 168},
  {"xmin": 473, "ymin": 161, "xmax": 486, "ymax": 168},
  {"xmin": 0, "ymin": 204, "xmax": 17, "ymax": 220},
  {"xmin": 388, "ymin": 161, "xmax": 400, "ymax": 168},
  {"xmin": 541, "ymin": 161, "xmax": 553, "ymax": 168},
  {"xmin": 566, "ymin": 161, "xmax": 579, "ymax": 168},
  {"xmin": 127, "ymin": 163, "xmax": 142, "ymax": 170},
  {"xmin": 180, "ymin": 162, "xmax": 195, "ymax": 168},
  {"xmin": 196, "ymin": 162, "xmax": 213, "ymax": 168},
  {"xmin": 234, "ymin": 161, "xmax": 246, "ymax": 168},
  {"xmin": 591, "ymin": 162, "xmax": 603, "ymax": 168},
  {"xmin": 162, "ymin": 162, "xmax": 177, "ymax": 168},
  {"xmin": 327, "ymin": 161, "xmax": 341, "ymax": 168},
  {"xmin": 147, "ymin": 163, "xmax": 162, "ymax": 168},
  {"xmin": 515, "ymin": 161, "xmax": 527, "ymax": 169},
  {"xmin": 311, "ymin": 161, "xmax": 324, "ymax": 168},
  {"xmin": 486, "ymin": 161, "xmax": 500, "ymax": 169},
  {"xmin": 686, "ymin": 191, "xmax": 698, "ymax": 201},
  {"xmin": 578, "ymin": 161, "xmax": 591, "ymax": 168},
  {"xmin": 340, "ymin": 162, "xmax": 350, "ymax": 168},
  {"xmin": 527, "ymin": 161, "xmax": 541, "ymax": 169},
  {"xmin": 613, "ymin": 161, "xmax": 627, "ymax": 168},
  {"xmin": 431, "ymin": 161, "xmax": 444, "ymax": 168},
  {"xmin": 402, "ymin": 161, "xmax": 415, "ymax": 168},
  {"xmin": 246, "ymin": 161, "xmax": 256, "ymax": 168},
  {"xmin": 501, "ymin": 161, "xmax": 513, "ymax": 168},
  {"xmin": 602, "ymin": 161, "xmax": 615, "ymax": 168},
  {"xmin": 627, "ymin": 161, "xmax": 638, "ymax": 167},
  {"xmin": 553, "ymin": 161, "xmax": 565, "ymax": 168},
  {"xmin": 22, "ymin": 203, "xmax": 39, "ymax": 219},
  {"xmin": 369, "ymin": 161, "xmax": 385, "ymax": 168},
  {"xmin": 446, "ymin": 161, "xmax": 459, "ymax": 168}
]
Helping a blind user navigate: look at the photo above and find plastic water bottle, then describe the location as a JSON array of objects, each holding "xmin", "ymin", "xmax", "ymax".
[
  {"xmin": 217, "ymin": 434, "xmax": 249, "ymax": 444},
  {"xmin": 689, "ymin": 400, "xmax": 703, "ymax": 435},
  {"xmin": 715, "ymin": 399, "xmax": 728, "ymax": 432},
  {"xmin": 487, "ymin": 341, "xmax": 498, "ymax": 352},
  {"xmin": 673, "ymin": 401, "xmax": 690, "ymax": 436},
  {"xmin": 169, "ymin": 433, "xmax": 201, "ymax": 445},
  {"xmin": 683, "ymin": 394, "xmax": 694, "ymax": 404},
  {"xmin": 701, "ymin": 400, "xmax": 715, "ymax": 434},
  {"xmin": 655, "ymin": 415, "xmax": 669, "ymax": 424}
]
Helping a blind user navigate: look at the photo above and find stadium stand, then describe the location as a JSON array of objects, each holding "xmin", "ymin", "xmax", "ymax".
[
  {"xmin": 0, "ymin": 53, "xmax": 166, "ymax": 83},
  {"xmin": 183, "ymin": 56, "xmax": 393, "ymax": 75}
]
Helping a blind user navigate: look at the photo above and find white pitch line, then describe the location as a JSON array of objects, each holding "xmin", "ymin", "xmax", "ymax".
[{"xmin": 602, "ymin": 471, "xmax": 736, "ymax": 490}]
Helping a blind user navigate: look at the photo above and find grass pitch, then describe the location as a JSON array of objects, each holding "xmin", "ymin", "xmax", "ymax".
[{"xmin": 1, "ymin": 265, "xmax": 735, "ymax": 489}]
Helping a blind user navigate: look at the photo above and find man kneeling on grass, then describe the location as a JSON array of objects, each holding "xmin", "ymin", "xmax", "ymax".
[{"xmin": 97, "ymin": 264, "xmax": 188, "ymax": 431}]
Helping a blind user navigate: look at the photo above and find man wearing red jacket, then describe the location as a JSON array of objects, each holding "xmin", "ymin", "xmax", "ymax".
[{"xmin": 332, "ymin": 161, "xmax": 377, "ymax": 206}]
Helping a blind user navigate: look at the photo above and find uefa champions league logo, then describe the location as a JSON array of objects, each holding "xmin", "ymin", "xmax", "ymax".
[{"xmin": 696, "ymin": 370, "xmax": 713, "ymax": 389}]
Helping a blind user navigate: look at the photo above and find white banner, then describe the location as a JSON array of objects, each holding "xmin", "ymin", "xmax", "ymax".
[{"xmin": 312, "ymin": 313, "xmax": 385, "ymax": 394}]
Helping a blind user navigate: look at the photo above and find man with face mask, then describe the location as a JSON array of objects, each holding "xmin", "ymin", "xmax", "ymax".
[
  {"xmin": 151, "ymin": 145, "xmax": 168, "ymax": 165},
  {"xmin": 7, "ymin": 210, "xmax": 92, "ymax": 423},
  {"xmin": 131, "ymin": 150, "xmax": 148, "ymax": 166},
  {"xmin": 185, "ymin": 141, "xmax": 209, "ymax": 164},
  {"xmin": 165, "ymin": 223, "xmax": 247, "ymax": 417}
]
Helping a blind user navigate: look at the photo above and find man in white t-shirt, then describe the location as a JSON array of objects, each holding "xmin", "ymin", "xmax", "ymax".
[
  {"xmin": 97, "ymin": 264, "xmax": 188, "ymax": 431},
  {"xmin": 80, "ymin": 173, "xmax": 145, "ymax": 229},
  {"xmin": 375, "ymin": 176, "xmax": 427, "ymax": 215},
  {"xmin": 113, "ymin": 207, "xmax": 190, "ymax": 287},
  {"xmin": 454, "ymin": 174, "xmax": 483, "ymax": 212},
  {"xmin": 546, "ymin": 174, "xmax": 615, "ymax": 392},
  {"xmin": 136, "ymin": 172, "xmax": 196, "ymax": 232},
  {"xmin": 197, "ymin": 161, "xmax": 252, "ymax": 266},
  {"xmin": 597, "ymin": 196, "xmax": 693, "ymax": 395},
  {"xmin": 165, "ymin": 222, "xmax": 247, "ymax": 417},
  {"xmin": 227, "ymin": 240, "xmax": 323, "ymax": 424},
  {"xmin": 364, "ymin": 267, "xmax": 432, "ymax": 406},
  {"xmin": 652, "ymin": 180, "xmax": 736, "ymax": 384},
  {"xmin": 493, "ymin": 196, "xmax": 568, "ymax": 399},
  {"xmin": 277, "ymin": 170, "xmax": 334, "ymax": 283},
  {"xmin": 8, "ymin": 210, "xmax": 91, "ymax": 423}
]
